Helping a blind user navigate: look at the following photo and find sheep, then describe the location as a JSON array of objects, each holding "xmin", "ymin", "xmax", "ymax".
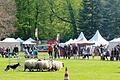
[
  {"xmin": 24, "ymin": 59, "xmax": 38, "ymax": 72},
  {"xmin": 24, "ymin": 59, "xmax": 64, "ymax": 72},
  {"xmin": 37, "ymin": 60, "xmax": 52, "ymax": 72},
  {"xmin": 51, "ymin": 61, "xmax": 64, "ymax": 71}
]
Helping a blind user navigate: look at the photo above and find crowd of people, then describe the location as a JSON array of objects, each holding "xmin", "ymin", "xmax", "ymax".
[
  {"xmin": 0, "ymin": 45, "xmax": 19, "ymax": 58},
  {"xmin": 48, "ymin": 44, "xmax": 91, "ymax": 60},
  {"xmin": 48, "ymin": 44, "xmax": 120, "ymax": 61},
  {"xmin": 0, "ymin": 43, "xmax": 120, "ymax": 61},
  {"xmin": 110, "ymin": 45, "xmax": 120, "ymax": 61}
]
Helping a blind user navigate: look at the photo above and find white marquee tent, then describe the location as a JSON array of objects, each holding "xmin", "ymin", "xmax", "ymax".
[
  {"xmin": 2, "ymin": 38, "xmax": 19, "ymax": 42},
  {"xmin": 0, "ymin": 38, "xmax": 21, "ymax": 51},
  {"xmin": 89, "ymin": 30, "xmax": 109, "ymax": 46},
  {"xmin": 65, "ymin": 39, "xmax": 74, "ymax": 45},
  {"xmin": 23, "ymin": 41, "xmax": 36, "ymax": 45},
  {"xmin": 108, "ymin": 38, "xmax": 120, "ymax": 51},
  {"xmin": 16, "ymin": 37, "xmax": 24, "ymax": 43},
  {"xmin": 77, "ymin": 32, "xmax": 87, "ymax": 41},
  {"xmin": 26, "ymin": 38, "xmax": 35, "ymax": 42}
]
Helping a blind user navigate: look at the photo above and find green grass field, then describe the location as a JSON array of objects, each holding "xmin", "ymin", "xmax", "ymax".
[{"xmin": 0, "ymin": 52, "xmax": 120, "ymax": 80}]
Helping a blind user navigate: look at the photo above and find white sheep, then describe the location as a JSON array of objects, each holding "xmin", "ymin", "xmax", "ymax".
[
  {"xmin": 24, "ymin": 59, "xmax": 38, "ymax": 71},
  {"xmin": 37, "ymin": 60, "xmax": 52, "ymax": 71},
  {"xmin": 51, "ymin": 61, "xmax": 64, "ymax": 71},
  {"xmin": 24, "ymin": 59, "xmax": 64, "ymax": 72}
]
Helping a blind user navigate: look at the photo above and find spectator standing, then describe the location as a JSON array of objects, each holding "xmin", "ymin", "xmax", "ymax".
[
  {"xmin": 54, "ymin": 44, "xmax": 59, "ymax": 59},
  {"xmin": 63, "ymin": 45, "xmax": 68, "ymax": 59},
  {"xmin": 110, "ymin": 48, "xmax": 114, "ymax": 61},
  {"xmin": 48, "ymin": 44, "xmax": 53, "ymax": 58},
  {"xmin": 13, "ymin": 45, "xmax": 19, "ymax": 58},
  {"xmin": 67, "ymin": 45, "xmax": 72, "ymax": 59},
  {"xmin": 73, "ymin": 45, "xmax": 78, "ymax": 59}
]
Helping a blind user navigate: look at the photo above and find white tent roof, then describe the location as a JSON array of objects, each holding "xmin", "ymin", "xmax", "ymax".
[
  {"xmin": 65, "ymin": 39, "xmax": 74, "ymax": 45},
  {"xmin": 70, "ymin": 39, "xmax": 78, "ymax": 44},
  {"xmin": 110, "ymin": 38, "xmax": 120, "ymax": 42},
  {"xmin": 16, "ymin": 38, "xmax": 24, "ymax": 43},
  {"xmin": 23, "ymin": 41, "xmax": 35, "ymax": 44},
  {"xmin": 2, "ymin": 38, "xmax": 19, "ymax": 42},
  {"xmin": 77, "ymin": 32, "xmax": 87, "ymax": 41},
  {"xmin": 89, "ymin": 30, "xmax": 109, "ymax": 46},
  {"xmin": 26, "ymin": 38, "xmax": 35, "ymax": 42},
  {"xmin": 59, "ymin": 43, "xmax": 66, "ymax": 48},
  {"xmin": 108, "ymin": 38, "xmax": 120, "ymax": 51}
]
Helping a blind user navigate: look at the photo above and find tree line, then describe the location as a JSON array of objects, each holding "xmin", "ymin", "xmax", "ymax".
[{"xmin": 0, "ymin": 0, "xmax": 120, "ymax": 42}]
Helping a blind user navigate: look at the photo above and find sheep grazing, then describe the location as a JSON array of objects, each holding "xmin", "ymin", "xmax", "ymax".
[
  {"xmin": 24, "ymin": 59, "xmax": 38, "ymax": 72},
  {"xmin": 51, "ymin": 61, "xmax": 64, "ymax": 71},
  {"xmin": 24, "ymin": 59, "xmax": 64, "ymax": 72}
]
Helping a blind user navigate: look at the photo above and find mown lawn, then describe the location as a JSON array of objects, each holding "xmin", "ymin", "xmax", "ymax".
[{"xmin": 0, "ymin": 52, "xmax": 120, "ymax": 80}]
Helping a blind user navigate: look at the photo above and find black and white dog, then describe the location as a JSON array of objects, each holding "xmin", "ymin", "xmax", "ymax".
[{"xmin": 4, "ymin": 63, "xmax": 20, "ymax": 71}]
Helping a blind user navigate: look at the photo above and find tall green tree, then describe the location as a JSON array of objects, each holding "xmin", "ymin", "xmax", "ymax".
[
  {"xmin": 48, "ymin": 0, "xmax": 81, "ymax": 40},
  {"xmin": 101, "ymin": 0, "xmax": 120, "ymax": 40},
  {"xmin": 15, "ymin": 0, "xmax": 35, "ymax": 39},
  {"xmin": 78, "ymin": 0, "xmax": 102, "ymax": 39}
]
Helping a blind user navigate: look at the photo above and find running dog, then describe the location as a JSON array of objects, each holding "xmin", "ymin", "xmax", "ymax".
[{"xmin": 4, "ymin": 63, "xmax": 20, "ymax": 71}]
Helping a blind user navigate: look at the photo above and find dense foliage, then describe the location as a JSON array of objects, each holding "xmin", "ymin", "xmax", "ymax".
[{"xmin": 1, "ymin": 0, "xmax": 120, "ymax": 42}]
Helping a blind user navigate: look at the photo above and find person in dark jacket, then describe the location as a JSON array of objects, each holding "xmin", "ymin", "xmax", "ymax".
[
  {"xmin": 54, "ymin": 44, "xmax": 59, "ymax": 59},
  {"xmin": 110, "ymin": 48, "xmax": 114, "ymax": 61},
  {"xmin": 73, "ymin": 45, "xmax": 78, "ymax": 59},
  {"xmin": 67, "ymin": 45, "xmax": 72, "ymax": 59},
  {"xmin": 63, "ymin": 45, "xmax": 68, "ymax": 59},
  {"xmin": 13, "ymin": 45, "xmax": 19, "ymax": 58}
]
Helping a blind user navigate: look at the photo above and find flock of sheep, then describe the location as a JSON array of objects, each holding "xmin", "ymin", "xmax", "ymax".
[{"xmin": 24, "ymin": 59, "xmax": 64, "ymax": 72}]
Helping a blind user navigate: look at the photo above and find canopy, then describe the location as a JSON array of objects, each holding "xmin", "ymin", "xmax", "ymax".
[
  {"xmin": 26, "ymin": 38, "xmax": 35, "ymax": 42},
  {"xmin": 89, "ymin": 30, "xmax": 109, "ymax": 46},
  {"xmin": 0, "ymin": 38, "xmax": 21, "ymax": 51},
  {"xmin": 2, "ymin": 38, "xmax": 19, "ymax": 42},
  {"xmin": 65, "ymin": 39, "xmax": 74, "ymax": 45},
  {"xmin": 23, "ymin": 41, "xmax": 36, "ymax": 45},
  {"xmin": 109, "ymin": 38, "xmax": 120, "ymax": 42},
  {"xmin": 75, "ymin": 39, "xmax": 94, "ymax": 45},
  {"xmin": 108, "ymin": 38, "xmax": 120, "ymax": 51},
  {"xmin": 77, "ymin": 32, "xmax": 87, "ymax": 41},
  {"xmin": 16, "ymin": 37, "xmax": 24, "ymax": 43},
  {"xmin": 59, "ymin": 43, "xmax": 66, "ymax": 48}
]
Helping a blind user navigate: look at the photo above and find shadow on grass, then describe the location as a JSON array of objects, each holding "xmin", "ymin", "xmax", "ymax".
[
  {"xmin": 118, "ymin": 66, "xmax": 120, "ymax": 68},
  {"xmin": 116, "ymin": 72, "xmax": 120, "ymax": 74},
  {"xmin": 18, "ymin": 70, "xmax": 57, "ymax": 73}
]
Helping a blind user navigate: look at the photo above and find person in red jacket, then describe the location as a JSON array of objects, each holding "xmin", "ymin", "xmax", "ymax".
[{"xmin": 48, "ymin": 44, "xmax": 53, "ymax": 58}]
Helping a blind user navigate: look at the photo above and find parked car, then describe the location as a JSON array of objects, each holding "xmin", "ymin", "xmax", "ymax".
[{"xmin": 36, "ymin": 44, "xmax": 48, "ymax": 52}]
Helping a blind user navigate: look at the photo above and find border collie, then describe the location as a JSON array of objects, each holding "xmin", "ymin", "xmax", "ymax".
[{"xmin": 4, "ymin": 63, "xmax": 20, "ymax": 71}]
